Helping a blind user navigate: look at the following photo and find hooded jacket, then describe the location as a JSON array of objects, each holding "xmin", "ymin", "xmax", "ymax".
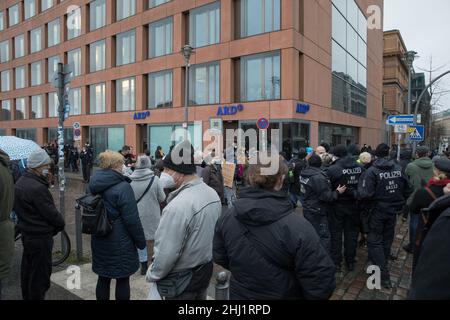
[
  {"xmin": 213, "ymin": 187, "xmax": 336, "ymax": 300},
  {"xmin": 326, "ymin": 156, "xmax": 364, "ymax": 202},
  {"xmin": 358, "ymin": 157, "xmax": 413, "ymax": 212},
  {"xmin": 299, "ymin": 167, "xmax": 338, "ymax": 214},
  {"xmin": 405, "ymin": 157, "xmax": 434, "ymax": 196},
  {"xmin": 0, "ymin": 149, "xmax": 15, "ymax": 280},
  {"xmin": 88, "ymin": 169, "xmax": 146, "ymax": 278}
]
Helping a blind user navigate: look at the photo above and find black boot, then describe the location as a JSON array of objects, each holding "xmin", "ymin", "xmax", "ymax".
[{"xmin": 140, "ymin": 262, "xmax": 148, "ymax": 275}]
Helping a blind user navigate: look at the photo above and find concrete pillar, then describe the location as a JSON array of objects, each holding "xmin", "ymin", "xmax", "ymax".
[
  {"xmin": 310, "ymin": 121, "xmax": 319, "ymax": 147},
  {"xmin": 173, "ymin": 67, "xmax": 183, "ymax": 108},
  {"xmin": 281, "ymin": 48, "xmax": 300, "ymax": 101},
  {"xmin": 135, "ymin": 74, "xmax": 145, "ymax": 111},
  {"xmin": 220, "ymin": 59, "xmax": 233, "ymax": 104}
]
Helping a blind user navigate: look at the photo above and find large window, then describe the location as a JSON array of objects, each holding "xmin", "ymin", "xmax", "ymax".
[
  {"xmin": 116, "ymin": 77, "xmax": 135, "ymax": 111},
  {"xmin": 9, "ymin": 4, "xmax": 20, "ymax": 26},
  {"xmin": 116, "ymin": 30, "xmax": 136, "ymax": 66},
  {"xmin": 319, "ymin": 123, "xmax": 359, "ymax": 146},
  {"xmin": 149, "ymin": 0, "xmax": 170, "ymax": 8},
  {"xmin": 48, "ymin": 92, "xmax": 59, "ymax": 118},
  {"xmin": 67, "ymin": 6, "xmax": 82, "ymax": 39},
  {"xmin": 241, "ymin": 51, "xmax": 280, "ymax": 101},
  {"xmin": 15, "ymin": 66, "xmax": 26, "ymax": 89},
  {"xmin": 30, "ymin": 28, "xmax": 42, "ymax": 53},
  {"xmin": 189, "ymin": 2, "xmax": 220, "ymax": 48},
  {"xmin": 48, "ymin": 19, "xmax": 61, "ymax": 47},
  {"xmin": 149, "ymin": 17, "xmax": 173, "ymax": 58},
  {"xmin": 189, "ymin": 62, "xmax": 220, "ymax": 105},
  {"xmin": 90, "ymin": 40, "xmax": 106, "ymax": 72},
  {"xmin": 31, "ymin": 61, "xmax": 42, "ymax": 86},
  {"xmin": 41, "ymin": 0, "xmax": 53, "ymax": 12},
  {"xmin": 90, "ymin": 127, "xmax": 125, "ymax": 161},
  {"xmin": 0, "ymin": 12, "xmax": 4, "ymax": 31},
  {"xmin": 1, "ymin": 101, "xmax": 11, "ymax": 121},
  {"xmin": 25, "ymin": 0, "xmax": 36, "ymax": 20},
  {"xmin": 68, "ymin": 48, "xmax": 81, "ymax": 76},
  {"xmin": 31, "ymin": 95, "xmax": 43, "ymax": 119},
  {"xmin": 90, "ymin": 0, "xmax": 106, "ymax": 31},
  {"xmin": 15, "ymin": 98, "xmax": 26, "ymax": 120},
  {"xmin": 69, "ymin": 88, "xmax": 81, "ymax": 116},
  {"xmin": 331, "ymin": 0, "xmax": 367, "ymax": 117},
  {"xmin": 239, "ymin": 0, "xmax": 280, "ymax": 38},
  {"xmin": 90, "ymin": 83, "xmax": 106, "ymax": 114},
  {"xmin": 148, "ymin": 70, "xmax": 172, "ymax": 109},
  {"xmin": 48, "ymin": 56, "xmax": 60, "ymax": 82},
  {"xmin": 0, "ymin": 40, "xmax": 9, "ymax": 63},
  {"xmin": 15, "ymin": 35, "xmax": 25, "ymax": 58},
  {"xmin": 1, "ymin": 70, "xmax": 11, "ymax": 92},
  {"xmin": 117, "ymin": 0, "xmax": 136, "ymax": 21},
  {"xmin": 148, "ymin": 123, "xmax": 202, "ymax": 157},
  {"xmin": 16, "ymin": 129, "xmax": 37, "ymax": 141}
]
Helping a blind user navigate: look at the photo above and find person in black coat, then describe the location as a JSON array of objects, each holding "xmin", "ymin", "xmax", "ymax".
[
  {"xmin": 14, "ymin": 149, "xmax": 65, "ymax": 300},
  {"xmin": 80, "ymin": 146, "xmax": 93, "ymax": 183},
  {"xmin": 288, "ymin": 148, "xmax": 308, "ymax": 207},
  {"xmin": 88, "ymin": 150, "xmax": 146, "ymax": 300},
  {"xmin": 213, "ymin": 156, "xmax": 336, "ymax": 300}
]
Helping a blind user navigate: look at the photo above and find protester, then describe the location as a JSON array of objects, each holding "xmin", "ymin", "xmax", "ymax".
[
  {"xmin": 326, "ymin": 145, "xmax": 364, "ymax": 272},
  {"xmin": 14, "ymin": 148, "xmax": 65, "ymax": 300},
  {"xmin": 146, "ymin": 141, "xmax": 222, "ymax": 300},
  {"xmin": 202, "ymin": 151, "xmax": 225, "ymax": 204},
  {"xmin": 80, "ymin": 146, "xmax": 93, "ymax": 183},
  {"xmin": 288, "ymin": 148, "xmax": 308, "ymax": 207},
  {"xmin": 130, "ymin": 155, "xmax": 166, "ymax": 275},
  {"xmin": 397, "ymin": 149, "xmax": 413, "ymax": 172},
  {"xmin": 70, "ymin": 146, "xmax": 79, "ymax": 173},
  {"xmin": 214, "ymin": 155, "xmax": 336, "ymax": 299},
  {"xmin": 0, "ymin": 149, "xmax": 15, "ymax": 300},
  {"xmin": 358, "ymin": 143, "xmax": 413, "ymax": 289},
  {"xmin": 403, "ymin": 146, "xmax": 434, "ymax": 254},
  {"xmin": 88, "ymin": 150, "xmax": 146, "ymax": 300},
  {"xmin": 358, "ymin": 152, "xmax": 373, "ymax": 169},
  {"xmin": 315, "ymin": 146, "xmax": 327, "ymax": 158},
  {"xmin": 300, "ymin": 154, "xmax": 346, "ymax": 251},
  {"xmin": 155, "ymin": 146, "xmax": 164, "ymax": 160}
]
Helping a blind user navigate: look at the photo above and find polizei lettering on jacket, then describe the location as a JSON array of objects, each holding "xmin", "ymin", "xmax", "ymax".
[
  {"xmin": 378, "ymin": 171, "xmax": 402, "ymax": 180},
  {"xmin": 342, "ymin": 167, "xmax": 362, "ymax": 175}
]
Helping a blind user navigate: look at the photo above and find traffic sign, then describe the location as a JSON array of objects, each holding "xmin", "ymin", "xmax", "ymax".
[
  {"xmin": 409, "ymin": 125, "xmax": 425, "ymax": 142},
  {"xmin": 394, "ymin": 124, "xmax": 408, "ymax": 133},
  {"xmin": 256, "ymin": 118, "xmax": 270, "ymax": 130},
  {"xmin": 73, "ymin": 122, "xmax": 81, "ymax": 130},
  {"xmin": 387, "ymin": 114, "xmax": 415, "ymax": 126}
]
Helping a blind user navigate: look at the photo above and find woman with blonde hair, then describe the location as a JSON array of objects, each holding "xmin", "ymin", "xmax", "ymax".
[{"xmin": 88, "ymin": 150, "xmax": 146, "ymax": 300}]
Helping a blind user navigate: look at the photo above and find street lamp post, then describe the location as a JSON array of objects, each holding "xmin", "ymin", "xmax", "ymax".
[
  {"xmin": 404, "ymin": 51, "xmax": 418, "ymax": 115},
  {"xmin": 181, "ymin": 45, "xmax": 194, "ymax": 141}
]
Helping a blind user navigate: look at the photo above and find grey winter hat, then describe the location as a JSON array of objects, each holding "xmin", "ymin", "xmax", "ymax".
[
  {"xmin": 136, "ymin": 155, "xmax": 152, "ymax": 169},
  {"xmin": 27, "ymin": 148, "xmax": 51, "ymax": 169}
]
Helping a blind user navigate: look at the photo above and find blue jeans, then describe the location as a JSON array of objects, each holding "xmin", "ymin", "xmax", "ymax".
[
  {"xmin": 138, "ymin": 247, "xmax": 148, "ymax": 263},
  {"xmin": 409, "ymin": 213, "xmax": 420, "ymax": 247}
]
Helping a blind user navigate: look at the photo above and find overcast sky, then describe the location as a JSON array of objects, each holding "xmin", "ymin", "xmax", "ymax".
[{"xmin": 384, "ymin": 0, "xmax": 450, "ymax": 113}]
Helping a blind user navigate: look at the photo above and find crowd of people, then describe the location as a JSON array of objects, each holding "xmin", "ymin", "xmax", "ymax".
[{"xmin": 1, "ymin": 137, "xmax": 450, "ymax": 300}]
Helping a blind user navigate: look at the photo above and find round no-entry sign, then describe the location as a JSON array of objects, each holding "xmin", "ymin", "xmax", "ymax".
[{"xmin": 257, "ymin": 118, "xmax": 270, "ymax": 130}]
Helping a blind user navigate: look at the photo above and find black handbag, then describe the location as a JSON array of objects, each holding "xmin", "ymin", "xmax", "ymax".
[{"xmin": 156, "ymin": 269, "xmax": 194, "ymax": 298}]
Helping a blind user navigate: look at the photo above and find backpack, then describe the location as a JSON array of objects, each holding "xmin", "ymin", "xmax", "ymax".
[{"xmin": 76, "ymin": 193, "xmax": 113, "ymax": 237}]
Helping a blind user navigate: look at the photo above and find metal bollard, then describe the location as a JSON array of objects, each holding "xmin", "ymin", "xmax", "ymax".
[
  {"xmin": 75, "ymin": 203, "xmax": 83, "ymax": 261},
  {"xmin": 215, "ymin": 271, "xmax": 229, "ymax": 300}
]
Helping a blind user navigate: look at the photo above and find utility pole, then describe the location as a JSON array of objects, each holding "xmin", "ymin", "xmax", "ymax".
[{"xmin": 181, "ymin": 45, "xmax": 194, "ymax": 141}]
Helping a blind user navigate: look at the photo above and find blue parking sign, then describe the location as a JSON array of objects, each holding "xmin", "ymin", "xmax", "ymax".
[{"xmin": 409, "ymin": 125, "xmax": 425, "ymax": 142}]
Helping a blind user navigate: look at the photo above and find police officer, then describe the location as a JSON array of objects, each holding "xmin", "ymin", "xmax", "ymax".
[
  {"xmin": 300, "ymin": 154, "xmax": 347, "ymax": 252},
  {"xmin": 358, "ymin": 143, "xmax": 413, "ymax": 288},
  {"xmin": 326, "ymin": 145, "xmax": 364, "ymax": 272}
]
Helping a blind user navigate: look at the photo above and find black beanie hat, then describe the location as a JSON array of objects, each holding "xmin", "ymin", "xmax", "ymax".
[
  {"xmin": 308, "ymin": 154, "xmax": 323, "ymax": 168},
  {"xmin": 375, "ymin": 143, "xmax": 390, "ymax": 158},
  {"xmin": 332, "ymin": 145, "xmax": 348, "ymax": 158},
  {"xmin": 163, "ymin": 140, "xmax": 196, "ymax": 174},
  {"xmin": 347, "ymin": 144, "xmax": 360, "ymax": 156}
]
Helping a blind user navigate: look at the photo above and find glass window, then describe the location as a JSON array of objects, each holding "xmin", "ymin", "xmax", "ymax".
[
  {"xmin": 90, "ymin": 40, "xmax": 106, "ymax": 72},
  {"xmin": 68, "ymin": 48, "xmax": 81, "ymax": 76},
  {"xmin": 1, "ymin": 101, "xmax": 11, "ymax": 121},
  {"xmin": 358, "ymin": 63, "xmax": 366, "ymax": 88},
  {"xmin": 358, "ymin": 36, "xmax": 367, "ymax": 67},
  {"xmin": 16, "ymin": 129, "xmax": 37, "ymax": 141},
  {"xmin": 48, "ymin": 19, "xmax": 61, "ymax": 47},
  {"xmin": 347, "ymin": 0, "xmax": 359, "ymax": 29},
  {"xmin": 148, "ymin": 70, "xmax": 172, "ymax": 109},
  {"xmin": 30, "ymin": 28, "xmax": 42, "ymax": 53},
  {"xmin": 48, "ymin": 56, "xmax": 60, "ymax": 82},
  {"xmin": 15, "ymin": 98, "xmax": 26, "ymax": 120},
  {"xmin": 31, "ymin": 95, "xmax": 43, "ymax": 119},
  {"xmin": 89, "ymin": 83, "xmax": 106, "ymax": 114},
  {"xmin": 41, "ymin": 0, "xmax": 53, "ymax": 12},
  {"xmin": 68, "ymin": 88, "xmax": 81, "ymax": 116},
  {"xmin": 90, "ymin": 127, "xmax": 124, "ymax": 161},
  {"xmin": 282, "ymin": 122, "xmax": 310, "ymax": 150},
  {"xmin": 117, "ymin": 0, "xmax": 136, "ymax": 21},
  {"xmin": 48, "ymin": 92, "xmax": 59, "ymax": 118},
  {"xmin": 1, "ymin": 70, "xmax": 11, "ymax": 92},
  {"xmin": 67, "ymin": 6, "xmax": 82, "ymax": 39},
  {"xmin": 333, "ymin": 0, "xmax": 346, "ymax": 15},
  {"xmin": 332, "ymin": 6, "xmax": 346, "ymax": 48},
  {"xmin": 347, "ymin": 24, "xmax": 358, "ymax": 59},
  {"xmin": 149, "ymin": 0, "xmax": 170, "ymax": 8},
  {"xmin": 90, "ymin": 0, "xmax": 106, "ymax": 31},
  {"xmin": 116, "ymin": 77, "xmax": 135, "ymax": 112},
  {"xmin": 240, "ymin": 0, "xmax": 280, "ymax": 38},
  {"xmin": 241, "ymin": 51, "xmax": 280, "ymax": 101},
  {"xmin": 15, "ymin": 66, "xmax": 26, "ymax": 89},
  {"xmin": 9, "ymin": 4, "xmax": 20, "ymax": 26},
  {"xmin": 358, "ymin": 10, "xmax": 367, "ymax": 41},
  {"xmin": 31, "ymin": 61, "xmax": 42, "ymax": 86},
  {"xmin": 149, "ymin": 123, "xmax": 202, "ymax": 157},
  {"xmin": 15, "ymin": 34, "xmax": 25, "ymax": 58},
  {"xmin": 0, "ymin": 12, "xmax": 4, "ymax": 31},
  {"xmin": 25, "ymin": 0, "xmax": 36, "ymax": 20},
  {"xmin": 0, "ymin": 40, "xmax": 9, "ymax": 63},
  {"xmin": 189, "ymin": 62, "xmax": 220, "ymax": 105},
  {"xmin": 189, "ymin": 2, "xmax": 220, "ymax": 48},
  {"xmin": 149, "ymin": 17, "xmax": 173, "ymax": 58},
  {"xmin": 332, "ymin": 40, "xmax": 346, "ymax": 74},
  {"xmin": 347, "ymin": 54, "xmax": 357, "ymax": 83},
  {"xmin": 116, "ymin": 30, "xmax": 136, "ymax": 66},
  {"xmin": 319, "ymin": 123, "xmax": 359, "ymax": 146}
]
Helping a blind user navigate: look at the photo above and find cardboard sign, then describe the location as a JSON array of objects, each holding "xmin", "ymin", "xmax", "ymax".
[{"xmin": 222, "ymin": 162, "xmax": 236, "ymax": 188}]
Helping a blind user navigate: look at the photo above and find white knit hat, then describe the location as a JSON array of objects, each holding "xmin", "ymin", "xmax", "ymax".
[{"xmin": 27, "ymin": 148, "xmax": 51, "ymax": 169}]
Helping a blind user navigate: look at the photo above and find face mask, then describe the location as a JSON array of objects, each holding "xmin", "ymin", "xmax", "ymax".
[
  {"xmin": 160, "ymin": 172, "xmax": 176, "ymax": 189},
  {"xmin": 42, "ymin": 169, "xmax": 50, "ymax": 178}
]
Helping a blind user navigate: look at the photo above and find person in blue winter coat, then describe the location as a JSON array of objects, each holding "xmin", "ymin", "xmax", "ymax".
[{"xmin": 88, "ymin": 150, "xmax": 146, "ymax": 300}]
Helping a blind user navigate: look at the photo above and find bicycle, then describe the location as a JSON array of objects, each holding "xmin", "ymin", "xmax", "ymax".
[{"xmin": 14, "ymin": 225, "xmax": 72, "ymax": 267}]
